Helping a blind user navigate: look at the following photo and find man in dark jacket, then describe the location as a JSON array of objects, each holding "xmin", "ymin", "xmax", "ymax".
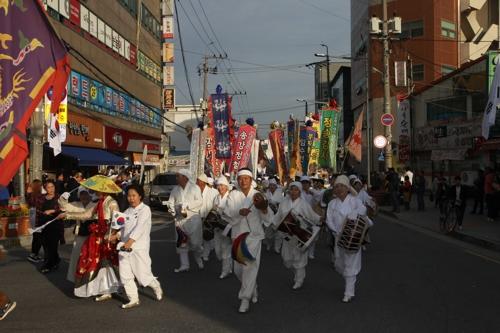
[
  {"xmin": 448, "ymin": 176, "xmax": 467, "ymax": 230},
  {"xmin": 65, "ymin": 171, "xmax": 83, "ymax": 202}
]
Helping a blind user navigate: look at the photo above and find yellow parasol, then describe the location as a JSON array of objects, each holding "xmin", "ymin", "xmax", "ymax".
[{"xmin": 79, "ymin": 175, "xmax": 122, "ymax": 194}]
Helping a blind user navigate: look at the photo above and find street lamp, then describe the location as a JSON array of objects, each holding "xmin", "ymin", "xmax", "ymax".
[
  {"xmin": 314, "ymin": 43, "xmax": 330, "ymax": 102},
  {"xmin": 296, "ymin": 98, "xmax": 308, "ymax": 116}
]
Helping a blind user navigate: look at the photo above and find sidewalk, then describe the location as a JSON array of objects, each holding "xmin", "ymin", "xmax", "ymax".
[{"xmin": 379, "ymin": 196, "xmax": 500, "ymax": 251}]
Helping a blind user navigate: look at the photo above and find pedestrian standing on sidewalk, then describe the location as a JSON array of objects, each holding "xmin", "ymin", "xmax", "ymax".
[
  {"xmin": 113, "ymin": 184, "xmax": 163, "ymax": 309},
  {"xmin": 471, "ymin": 169, "xmax": 484, "ymax": 215},
  {"xmin": 437, "ymin": 177, "xmax": 450, "ymax": 230},
  {"xmin": 26, "ymin": 179, "xmax": 44, "ymax": 263},
  {"xmin": 387, "ymin": 168, "xmax": 401, "ymax": 213},
  {"xmin": 402, "ymin": 176, "xmax": 412, "ymax": 210},
  {"xmin": 448, "ymin": 176, "xmax": 467, "ymax": 230},
  {"xmin": 39, "ymin": 180, "xmax": 61, "ymax": 274},
  {"xmin": 415, "ymin": 170, "xmax": 426, "ymax": 211},
  {"xmin": 484, "ymin": 167, "xmax": 498, "ymax": 222}
]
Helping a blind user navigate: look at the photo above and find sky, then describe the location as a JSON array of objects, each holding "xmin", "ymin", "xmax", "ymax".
[{"xmin": 173, "ymin": 0, "xmax": 350, "ymax": 136}]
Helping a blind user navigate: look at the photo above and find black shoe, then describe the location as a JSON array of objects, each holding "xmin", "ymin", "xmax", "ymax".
[
  {"xmin": 40, "ymin": 267, "xmax": 51, "ymax": 274},
  {"xmin": 0, "ymin": 301, "xmax": 16, "ymax": 321},
  {"xmin": 27, "ymin": 254, "xmax": 42, "ymax": 263}
]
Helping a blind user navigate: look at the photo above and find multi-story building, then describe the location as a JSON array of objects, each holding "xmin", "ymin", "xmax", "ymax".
[
  {"xmin": 351, "ymin": 0, "xmax": 499, "ymax": 176},
  {"xmin": 36, "ymin": 0, "xmax": 163, "ymax": 178}
]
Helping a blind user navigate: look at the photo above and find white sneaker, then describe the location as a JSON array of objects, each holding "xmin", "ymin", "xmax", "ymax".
[
  {"xmin": 121, "ymin": 300, "xmax": 140, "ymax": 309},
  {"xmin": 196, "ymin": 258, "xmax": 204, "ymax": 269},
  {"xmin": 202, "ymin": 256, "xmax": 209, "ymax": 262},
  {"xmin": 292, "ymin": 281, "xmax": 303, "ymax": 290},
  {"xmin": 219, "ymin": 272, "xmax": 230, "ymax": 279},
  {"xmin": 342, "ymin": 295, "xmax": 353, "ymax": 303},
  {"xmin": 238, "ymin": 299, "xmax": 250, "ymax": 313},
  {"xmin": 308, "ymin": 254, "xmax": 315, "ymax": 260},
  {"xmin": 95, "ymin": 294, "xmax": 112, "ymax": 302},
  {"xmin": 174, "ymin": 266, "xmax": 189, "ymax": 273},
  {"xmin": 153, "ymin": 287, "xmax": 163, "ymax": 301},
  {"xmin": 251, "ymin": 290, "xmax": 258, "ymax": 304}
]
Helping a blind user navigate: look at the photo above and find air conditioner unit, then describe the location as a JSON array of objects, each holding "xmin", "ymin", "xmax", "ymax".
[
  {"xmin": 391, "ymin": 17, "xmax": 402, "ymax": 34},
  {"xmin": 370, "ymin": 17, "xmax": 382, "ymax": 34}
]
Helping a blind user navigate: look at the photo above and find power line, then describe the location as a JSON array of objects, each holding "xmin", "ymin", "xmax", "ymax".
[{"xmin": 296, "ymin": 0, "xmax": 350, "ymax": 22}]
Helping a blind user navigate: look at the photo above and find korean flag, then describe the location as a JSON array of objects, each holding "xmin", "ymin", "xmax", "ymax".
[{"xmin": 111, "ymin": 212, "xmax": 129, "ymax": 230}]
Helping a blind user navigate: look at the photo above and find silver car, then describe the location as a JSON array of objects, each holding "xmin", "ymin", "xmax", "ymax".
[{"xmin": 149, "ymin": 173, "xmax": 177, "ymax": 208}]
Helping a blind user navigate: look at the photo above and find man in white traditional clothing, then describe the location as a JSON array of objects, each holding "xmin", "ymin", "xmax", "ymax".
[
  {"xmin": 325, "ymin": 175, "xmax": 373, "ymax": 303},
  {"xmin": 166, "ymin": 169, "xmax": 204, "ymax": 272},
  {"xmin": 300, "ymin": 175, "xmax": 319, "ymax": 259},
  {"xmin": 114, "ymin": 184, "xmax": 163, "ymax": 309},
  {"xmin": 213, "ymin": 176, "xmax": 233, "ymax": 279},
  {"xmin": 197, "ymin": 174, "xmax": 219, "ymax": 261},
  {"xmin": 224, "ymin": 168, "xmax": 274, "ymax": 313},
  {"xmin": 272, "ymin": 182, "xmax": 321, "ymax": 290},
  {"xmin": 264, "ymin": 178, "xmax": 284, "ymax": 253}
]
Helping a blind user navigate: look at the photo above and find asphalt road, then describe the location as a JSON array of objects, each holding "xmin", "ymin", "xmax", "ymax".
[{"xmin": 1, "ymin": 212, "xmax": 500, "ymax": 333}]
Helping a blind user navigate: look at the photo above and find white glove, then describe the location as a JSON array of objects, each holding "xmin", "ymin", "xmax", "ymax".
[
  {"xmin": 347, "ymin": 212, "xmax": 358, "ymax": 220},
  {"xmin": 61, "ymin": 192, "xmax": 71, "ymax": 200}
]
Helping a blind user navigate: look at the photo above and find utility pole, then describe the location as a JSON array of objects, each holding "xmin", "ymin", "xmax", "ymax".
[
  {"xmin": 370, "ymin": 1, "xmax": 401, "ymax": 170},
  {"xmin": 382, "ymin": 0, "xmax": 393, "ymax": 169},
  {"xmin": 29, "ymin": 103, "xmax": 44, "ymax": 182},
  {"xmin": 199, "ymin": 54, "xmax": 226, "ymax": 121}
]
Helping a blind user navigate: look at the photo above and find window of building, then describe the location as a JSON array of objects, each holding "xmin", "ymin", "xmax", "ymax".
[
  {"xmin": 141, "ymin": 4, "xmax": 161, "ymax": 40},
  {"xmin": 441, "ymin": 65, "xmax": 456, "ymax": 75},
  {"xmin": 412, "ymin": 64, "xmax": 424, "ymax": 81},
  {"xmin": 426, "ymin": 96, "xmax": 467, "ymax": 121},
  {"xmin": 118, "ymin": 0, "xmax": 138, "ymax": 17},
  {"xmin": 402, "ymin": 20, "xmax": 424, "ymax": 38},
  {"xmin": 441, "ymin": 20, "xmax": 456, "ymax": 39}
]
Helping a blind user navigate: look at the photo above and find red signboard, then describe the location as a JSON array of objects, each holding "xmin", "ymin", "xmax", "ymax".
[
  {"xmin": 105, "ymin": 126, "xmax": 160, "ymax": 153},
  {"xmin": 381, "ymin": 113, "xmax": 394, "ymax": 127},
  {"xmin": 69, "ymin": 0, "xmax": 80, "ymax": 25},
  {"xmin": 129, "ymin": 44, "xmax": 137, "ymax": 66}
]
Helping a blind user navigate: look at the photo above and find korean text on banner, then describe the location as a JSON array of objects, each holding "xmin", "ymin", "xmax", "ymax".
[
  {"xmin": 205, "ymin": 127, "xmax": 222, "ymax": 177},
  {"xmin": 229, "ymin": 124, "xmax": 256, "ymax": 173},
  {"xmin": 208, "ymin": 90, "xmax": 232, "ymax": 159},
  {"xmin": 319, "ymin": 109, "xmax": 340, "ymax": 170},
  {"xmin": 396, "ymin": 99, "xmax": 411, "ymax": 163}
]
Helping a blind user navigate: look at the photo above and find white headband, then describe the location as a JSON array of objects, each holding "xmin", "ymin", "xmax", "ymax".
[
  {"xmin": 289, "ymin": 181, "xmax": 302, "ymax": 191},
  {"xmin": 237, "ymin": 169, "xmax": 253, "ymax": 178}
]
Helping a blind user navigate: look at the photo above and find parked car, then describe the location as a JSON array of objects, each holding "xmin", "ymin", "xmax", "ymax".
[{"xmin": 149, "ymin": 173, "xmax": 177, "ymax": 209}]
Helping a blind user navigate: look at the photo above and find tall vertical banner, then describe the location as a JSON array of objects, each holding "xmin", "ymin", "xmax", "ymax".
[
  {"xmin": 229, "ymin": 124, "xmax": 256, "ymax": 173},
  {"xmin": 205, "ymin": 127, "xmax": 222, "ymax": 177},
  {"xmin": 0, "ymin": 0, "xmax": 70, "ymax": 186},
  {"xmin": 287, "ymin": 118, "xmax": 302, "ymax": 177},
  {"xmin": 308, "ymin": 119, "xmax": 321, "ymax": 171},
  {"xmin": 209, "ymin": 86, "xmax": 232, "ymax": 159},
  {"xmin": 269, "ymin": 128, "xmax": 287, "ymax": 184},
  {"xmin": 347, "ymin": 110, "xmax": 364, "ymax": 162},
  {"xmin": 189, "ymin": 128, "xmax": 201, "ymax": 179},
  {"xmin": 299, "ymin": 125, "xmax": 317, "ymax": 174},
  {"xmin": 396, "ymin": 98, "xmax": 411, "ymax": 163},
  {"xmin": 319, "ymin": 109, "xmax": 340, "ymax": 171}
]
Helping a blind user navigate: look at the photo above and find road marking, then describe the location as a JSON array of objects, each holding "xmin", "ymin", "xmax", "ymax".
[{"xmin": 464, "ymin": 250, "xmax": 500, "ymax": 265}]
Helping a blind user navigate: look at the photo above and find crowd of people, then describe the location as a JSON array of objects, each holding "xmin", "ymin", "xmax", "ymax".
[{"xmin": 16, "ymin": 165, "xmax": 376, "ymax": 314}]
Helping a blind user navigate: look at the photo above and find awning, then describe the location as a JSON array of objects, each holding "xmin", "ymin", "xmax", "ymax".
[{"xmin": 61, "ymin": 146, "xmax": 130, "ymax": 166}]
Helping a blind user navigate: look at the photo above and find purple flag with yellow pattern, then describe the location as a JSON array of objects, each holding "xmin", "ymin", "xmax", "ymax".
[{"xmin": 0, "ymin": 0, "xmax": 70, "ymax": 186}]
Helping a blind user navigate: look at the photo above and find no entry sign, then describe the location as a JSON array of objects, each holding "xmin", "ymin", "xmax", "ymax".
[{"xmin": 380, "ymin": 113, "xmax": 394, "ymax": 126}]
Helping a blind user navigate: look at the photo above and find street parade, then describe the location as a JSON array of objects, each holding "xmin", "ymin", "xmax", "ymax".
[{"xmin": 1, "ymin": 1, "xmax": 500, "ymax": 332}]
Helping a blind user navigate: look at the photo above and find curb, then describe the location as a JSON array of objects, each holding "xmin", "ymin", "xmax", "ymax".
[{"xmin": 379, "ymin": 209, "xmax": 500, "ymax": 252}]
